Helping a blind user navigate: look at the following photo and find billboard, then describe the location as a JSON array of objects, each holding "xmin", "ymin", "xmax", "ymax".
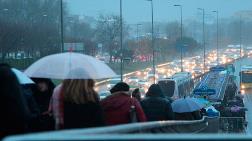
[{"xmin": 64, "ymin": 43, "xmax": 84, "ymax": 53}]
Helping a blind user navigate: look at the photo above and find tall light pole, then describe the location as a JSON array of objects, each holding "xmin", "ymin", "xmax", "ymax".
[
  {"xmin": 174, "ymin": 4, "xmax": 183, "ymax": 72},
  {"xmin": 120, "ymin": 0, "xmax": 123, "ymax": 82},
  {"xmin": 239, "ymin": 15, "xmax": 242, "ymax": 59},
  {"xmin": 136, "ymin": 23, "xmax": 142, "ymax": 49},
  {"xmin": 60, "ymin": 0, "xmax": 64, "ymax": 53},
  {"xmin": 198, "ymin": 8, "xmax": 205, "ymax": 73},
  {"xmin": 239, "ymin": 15, "xmax": 243, "ymax": 89},
  {"xmin": 146, "ymin": 0, "xmax": 155, "ymax": 83},
  {"xmin": 212, "ymin": 10, "xmax": 219, "ymax": 65}
]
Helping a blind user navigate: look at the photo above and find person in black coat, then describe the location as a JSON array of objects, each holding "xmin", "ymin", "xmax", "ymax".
[
  {"xmin": 62, "ymin": 79, "xmax": 104, "ymax": 129},
  {"xmin": 0, "ymin": 64, "xmax": 30, "ymax": 139},
  {"xmin": 31, "ymin": 78, "xmax": 55, "ymax": 113},
  {"xmin": 132, "ymin": 88, "xmax": 141, "ymax": 102},
  {"xmin": 141, "ymin": 84, "xmax": 174, "ymax": 121},
  {"xmin": 22, "ymin": 84, "xmax": 40, "ymax": 120},
  {"xmin": 31, "ymin": 78, "xmax": 55, "ymax": 131}
]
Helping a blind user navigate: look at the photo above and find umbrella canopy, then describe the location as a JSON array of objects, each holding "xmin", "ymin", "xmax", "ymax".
[
  {"xmin": 12, "ymin": 68, "xmax": 34, "ymax": 84},
  {"xmin": 192, "ymin": 98, "xmax": 212, "ymax": 108},
  {"xmin": 171, "ymin": 97, "xmax": 205, "ymax": 113},
  {"xmin": 24, "ymin": 52, "xmax": 117, "ymax": 79}
]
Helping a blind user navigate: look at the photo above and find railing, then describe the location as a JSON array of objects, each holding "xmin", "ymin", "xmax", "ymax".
[
  {"xmin": 219, "ymin": 117, "xmax": 246, "ymax": 133},
  {"xmin": 5, "ymin": 117, "xmax": 217, "ymax": 141}
]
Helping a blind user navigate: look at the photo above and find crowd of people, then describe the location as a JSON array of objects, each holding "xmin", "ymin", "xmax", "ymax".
[{"xmin": 0, "ymin": 63, "xmax": 205, "ymax": 139}]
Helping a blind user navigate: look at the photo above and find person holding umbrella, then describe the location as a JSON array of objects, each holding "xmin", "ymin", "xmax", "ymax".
[
  {"xmin": 31, "ymin": 78, "xmax": 55, "ymax": 114},
  {"xmin": 49, "ymin": 79, "xmax": 104, "ymax": 130},
  {"xmin": 172, "ymin": 97, "xmax": 204, "ymax": 120},
  {"xmin": 25, "ymin": 52, "xmax": 118, "ymax": 129}
]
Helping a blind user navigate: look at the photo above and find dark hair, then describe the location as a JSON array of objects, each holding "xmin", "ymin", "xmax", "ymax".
[
  {"xmin": 110, "ymin": 82, "xmax": 129, "ymax": 94},
  {"xmin": 132, "ymin": 88, "xmax": 140, "ymax": 94},
  {"xmin": 31, "ymin": 78, "xmax": 55, "ymax": 91},
  {"xmin": 132, "ymin": 88, "xmax": 141, "ymax": 101},
  {"xmin": 0, "ymin": 64, "xmax": 21, "ymax": 96},
  {"xmin": 0, "ymin": 64, "xmax": 29, "ymax": 137}
]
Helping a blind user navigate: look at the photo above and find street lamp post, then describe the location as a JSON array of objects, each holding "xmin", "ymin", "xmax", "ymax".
[
  {"xmin": 198, "ymin": 8, "xmax": 205, "ymax": 73},
  {"xmin": 60, "ymin": 0, "xmax": 64, "ymax": 53},
  {"xmin": 212, "ymin": 10, "xmax": 219, "ymax": 65},
  {"xmin": 146, "ymin": 0, "xmax": 155, "ymax": 83},
  {"xmin": 239, "ymin": 15, "xmax": 243, "ymax": 89},
  {"xmin": 120, "ymin": 0, "xmax": 123, "ymax": 82},
  {"xmin": 239, "ymin": 15, "xmax": 242, "ymax": 59},
  {"xmin": 136, "ymin": 24, "xmax": 142, "ymax": 49},
  {"xmin": 174, "ymin": 4, "xmax": 183, "ymax": 72}
]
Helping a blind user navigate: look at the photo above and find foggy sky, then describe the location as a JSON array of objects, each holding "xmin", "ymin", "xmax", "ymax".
[{"xmin": 66, "ymin": 0, "xmax": 252, "ymax": 23}]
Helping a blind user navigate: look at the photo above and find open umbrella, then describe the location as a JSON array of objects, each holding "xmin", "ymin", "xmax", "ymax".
[
  {"xmin": 191, "ymin": 97, "xmax": 212, "ymax": 108},
  {"xmin": 24, "ymin": 52, "xmax": 117, "ymax": 79},
  {"xmin": 171, "ymin": 97, "xmax": 205, "ymax": 113},
  {"xmin": 12, "ymin": 68, "xmax": 34, "ymax": 84}
]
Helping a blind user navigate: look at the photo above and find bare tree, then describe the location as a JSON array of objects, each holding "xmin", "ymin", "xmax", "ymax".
[{"xmin": 95, "ymin": 14, "xmax": 129, "ymax": 62}]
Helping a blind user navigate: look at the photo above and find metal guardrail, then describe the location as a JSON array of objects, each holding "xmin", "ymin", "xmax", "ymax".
[
  {"xmin": 5, "ymin": 117, "xmax": 212, "ymax": 141},
  {"xmin": 5, "ymin": 134, "xmax": 252, "ymax": 141},
  {"xmin": 219, "ymin": 117, "xmax": 246, "ymax": 133}
]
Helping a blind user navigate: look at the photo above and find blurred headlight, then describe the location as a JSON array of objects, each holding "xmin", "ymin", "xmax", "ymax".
[{"xmin": 241, "ymin": 89, "xmax": 245, "ymax": 95}]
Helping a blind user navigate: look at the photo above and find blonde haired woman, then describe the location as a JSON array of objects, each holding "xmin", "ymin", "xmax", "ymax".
[{"xmin": 50, "ymin": 79, "xmax": 104, "ymax": 129}]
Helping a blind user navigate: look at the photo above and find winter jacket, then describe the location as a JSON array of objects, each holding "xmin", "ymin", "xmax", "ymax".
[
  {"xmin": 101, "ymin": 91, "xmax": 146, "ymax": 125},
  {"xmin": 141, "ymin": 97, "xmax": 174, "ymax": 121},
  {"xmin": 141, "ymin": 84, "xmax": 174, "ymax": 121},
  {"xmin": 31, "ymin": 78, "xmax": 55, "ymax": 113},
  {"xmin": 64, "ymin": 102, "xmax": 105, "ymax": 129}
]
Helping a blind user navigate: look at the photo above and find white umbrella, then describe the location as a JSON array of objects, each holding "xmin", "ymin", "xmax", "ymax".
[
  {"xmin": 171, "ymin": 97, "xmax": 205, "ymax": 113},
  {"xmin": 12, "ymin": 68, "xmax": 34, "ymax": 84},
  {"xmin": 24, "ymin": 52, "xmax": 117, "ymax": 79}
]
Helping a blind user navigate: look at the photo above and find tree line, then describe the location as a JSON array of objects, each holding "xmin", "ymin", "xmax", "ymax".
[{"xmin": 1, "ymin": 0, "xmax": 252, "ymax": 63}]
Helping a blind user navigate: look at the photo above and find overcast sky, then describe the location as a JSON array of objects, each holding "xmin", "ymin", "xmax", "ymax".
[{"xmin": 66, "ymin": 0, "xmax": 252, "ymax": 23}]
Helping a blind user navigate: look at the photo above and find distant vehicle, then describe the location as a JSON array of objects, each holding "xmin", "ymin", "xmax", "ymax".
[
  {"xmin": 158, "ymin": 72, "xmax": 194, "ymax": 100},
  {"xmin": 107, "ymin": 77, "xmax": 121, "ymax": 89},
  {"xmin": 146, "ymin": 69, "xmax": 158, "ymax": 82},
  {"xmin": 99, "ymin": 90, "xmax": 111, "ymax": 99},
  {"xmin": 137, "ymin": 79, "xmax": 149, "ymax": 88},
  {"xmin": 240, "ymin": 65, "xmax": 252, "ymax": 92},
  {"xmin": 127, "ymin": 76, "xmax": 139, "ymax": 83}
]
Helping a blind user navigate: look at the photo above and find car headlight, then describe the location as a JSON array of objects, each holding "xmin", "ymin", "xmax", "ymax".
[
  {"xmin": 107, "ymin": 84, "xmax": 111, "ymax": 88},
  {"xmin": 241, "ymin": 89, "xmax": 245, "ymax": 95},
  {"xmin": 241, "ymin": 85, "xmax": 245, "ymax": 89}
]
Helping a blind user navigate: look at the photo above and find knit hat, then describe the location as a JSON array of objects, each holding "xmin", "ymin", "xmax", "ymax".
[{"xmin": 110, "ymin": 82, "xmax": 130, "ymax": 94}]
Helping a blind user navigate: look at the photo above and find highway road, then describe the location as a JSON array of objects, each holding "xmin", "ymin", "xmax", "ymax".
[{"xmin": 233, "ymin": 56, "xmax": 252, "ymax": 134}]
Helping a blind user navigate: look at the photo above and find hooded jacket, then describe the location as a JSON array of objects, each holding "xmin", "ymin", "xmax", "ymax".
[
  {"xmin": 141, "ymin": 84, "xmax": 174, "ymax": 121},
  {"xmin": 101, "ymin": 91, "xmax": 146, "ymax": 125}
]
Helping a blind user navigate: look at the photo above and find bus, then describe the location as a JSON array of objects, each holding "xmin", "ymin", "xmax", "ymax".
[
  {"xmin": 240, "ymin": 65, "xmax": 252, "ymax": 90},
  {"xmin": 158, "ymin": 72, "xmax": 194, "ymax": 100}
]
